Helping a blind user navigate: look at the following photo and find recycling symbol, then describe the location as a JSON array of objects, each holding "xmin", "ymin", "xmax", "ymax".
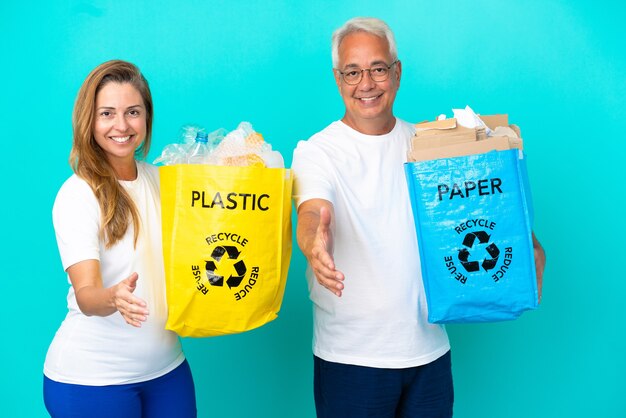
[
  {"xmin": 205, "ymin": 246, "xmax": 247, "ymax": 289},
  {"xmin": 457, "ymin": 231, "xmax": 500, "ymax": 272}
]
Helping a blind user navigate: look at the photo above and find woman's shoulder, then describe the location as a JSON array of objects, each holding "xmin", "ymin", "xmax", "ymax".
[
  {"xmin": 56, "ymin": 174, "xmax": 93, "ymax": 200},
  {"xmin": 53, "ymin": 174, "xmax": 99, "ymax": 219},
  {"xmin": 137, "ymin": 161, "xmax": 160, "ymax": 184}
]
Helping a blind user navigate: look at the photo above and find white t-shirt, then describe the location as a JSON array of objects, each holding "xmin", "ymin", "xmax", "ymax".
[
  {"xmin": 292, "ymin": 119, "xmax": 450, "ymax": 369},
  {"xmin": 44, "ymin": 161, "xmax": 184, "ymax": 385}
]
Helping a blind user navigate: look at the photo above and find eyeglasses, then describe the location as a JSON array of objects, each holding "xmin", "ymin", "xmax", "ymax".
[{"xmin": 336, "ymin": 60, "xmax": 399, "ymax": 85}]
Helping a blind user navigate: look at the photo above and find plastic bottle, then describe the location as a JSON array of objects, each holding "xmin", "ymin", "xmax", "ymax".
[
  {"xmin": 259, "ymin": 150, "xmax": 284, "ymax": 168},
  {"xmin": 187, "ymin": 131, "xmax": 210, "ymax": 164}
]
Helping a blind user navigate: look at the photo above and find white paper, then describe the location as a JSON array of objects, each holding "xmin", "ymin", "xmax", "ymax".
[{"xmin": 452, "ymin": 105, "xmax": 492, "ymax": 135}]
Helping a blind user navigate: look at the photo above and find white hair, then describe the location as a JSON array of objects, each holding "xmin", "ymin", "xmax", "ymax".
[{"xmin": 331, "ymin": 17, "xmax": 398, "ymax": 68}]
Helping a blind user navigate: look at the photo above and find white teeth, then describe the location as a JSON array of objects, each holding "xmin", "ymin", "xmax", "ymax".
[
  {"xmin": 111, "ymin": 136, "xmax": 131, "ymax": 143},
  {"xmin": 360, "ymin": 96, "xmax": 378, "ymax": 102}
]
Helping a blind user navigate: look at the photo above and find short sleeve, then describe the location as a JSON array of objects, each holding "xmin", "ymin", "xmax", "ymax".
[
  {"xmin": 52, "ymin": 177, "xmax": 101, "ymax": 271},
  {"xmin": 291, "ymin": 140, "xmax": 336, "ymax": 208}
]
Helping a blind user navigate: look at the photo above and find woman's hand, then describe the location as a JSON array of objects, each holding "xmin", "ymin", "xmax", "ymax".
[
  {"xmin": 111, "ymin": 272, "xmax": 149, "ymax": 327},
  {"xmin": 68, "ymin": 260, "xmax": 149, "ymax": 327}
]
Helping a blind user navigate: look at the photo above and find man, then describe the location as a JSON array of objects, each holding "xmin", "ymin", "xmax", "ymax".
[{"xmin": 292, "ymin": 17, "xmax": 545, "ymax": 418}]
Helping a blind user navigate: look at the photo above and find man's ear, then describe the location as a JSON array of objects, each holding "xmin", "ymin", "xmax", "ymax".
[
  {"xmin": 395, "ymin": 60, "xmax": 402, "ymax": 85},
  {"xmin": 333, "ymin": 69, "xmax": 342, "ymax": 89}
]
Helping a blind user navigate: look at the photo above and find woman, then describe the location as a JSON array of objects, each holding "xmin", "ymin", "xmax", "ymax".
[{"xmin": 43, "ymin": 60, "xmax": 197, "ymax": 417}]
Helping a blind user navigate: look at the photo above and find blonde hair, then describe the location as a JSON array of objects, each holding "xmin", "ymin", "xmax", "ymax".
[{"xmin": 70, "ymin": 60, "xmax": 153, "ymax": 248}]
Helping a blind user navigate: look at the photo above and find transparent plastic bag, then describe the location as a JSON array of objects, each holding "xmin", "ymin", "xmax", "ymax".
[{"xmin": 154, "ymin": 121, "xmax": 284, "ymax": 168}]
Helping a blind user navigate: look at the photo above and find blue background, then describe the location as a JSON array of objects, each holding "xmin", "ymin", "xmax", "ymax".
[{"xmin": 1, "ymin": 1, "xmax": 624, "ymax": 417}]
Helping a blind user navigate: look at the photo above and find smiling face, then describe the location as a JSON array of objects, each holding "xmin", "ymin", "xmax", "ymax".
[
  {"xmin": 335, "ymin": 31, "xmax": 401, "ymax": 135},
  {"xmin": 93, "ymin": 82, "xmax": 146, "ymax": 176}
]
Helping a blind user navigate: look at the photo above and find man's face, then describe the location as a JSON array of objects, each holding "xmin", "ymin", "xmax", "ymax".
[{"xmin": 334, "ymin": 31, "xmax": 401, "ymax": 135}]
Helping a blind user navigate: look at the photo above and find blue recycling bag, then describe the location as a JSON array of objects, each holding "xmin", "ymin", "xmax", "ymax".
[{"xmin": 405, "ymin": 149, "xmax": 538, "ymax": 323}]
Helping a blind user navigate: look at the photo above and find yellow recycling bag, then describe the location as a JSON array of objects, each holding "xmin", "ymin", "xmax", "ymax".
[{"xmin": 160, "ymin": 164, "xmax": 292, "ymax": 337}]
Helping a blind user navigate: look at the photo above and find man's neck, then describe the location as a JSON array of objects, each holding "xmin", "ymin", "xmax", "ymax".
[{"xmin": 341, "ymin": 114, "xmax": 396, "ymax": 136}]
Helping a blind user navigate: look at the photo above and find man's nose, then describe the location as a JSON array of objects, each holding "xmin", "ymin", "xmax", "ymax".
[{"xmin": 358, "ymin": 69, "xmax": 376, "ymax": 89}]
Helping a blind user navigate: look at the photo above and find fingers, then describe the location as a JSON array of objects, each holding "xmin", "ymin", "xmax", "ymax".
[
  {"xmin": 115, "ymin": 274, "xmax": 149, "ymax": 327},
  {"xmin": 535, "ymin": 248, "xmax": 544, "ymax": 303},
  {"xmin": 310, "ymin": 246, "xmax": 344, "ymax": 297},
  {"xmin": 315, "ymin": 269, "xmax": 344, "ymax": 297},
  {"xmin": 122, "ymin": 313, "xmax": 146, "ymax": 328},
  {"xmin": 120, "ymin": 273, "xmax": 146, "ymax": 306},
  {"xmin": 117, "ymin": 297, "xmax": 149, "ymax": 327},
  {"xmin": 306, "ymin": 205, "xmax": 343, "ymax": 296},
  {"xmin": 312, "ymin": 243, "xmax": 335, "ymax": 269},
  {"xmin": 124, "ymin": 272, "xmax": 140, "ymax": 291},
  {"xmin": 532, "ymin": 236, "xmax": 546, "ymax": 304}
]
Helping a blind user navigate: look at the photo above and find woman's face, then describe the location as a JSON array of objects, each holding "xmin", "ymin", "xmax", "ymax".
[{"xmin": 93, "ymin": 82, "xmax": 146, "ymax": 169}]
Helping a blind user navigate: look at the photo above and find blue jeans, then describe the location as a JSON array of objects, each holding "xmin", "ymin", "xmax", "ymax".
[
  {"xmin": 314, "ymin": 351, "xmax": 453, "ymax": 418},
  {"xmin": 43, "ymin": 359, "xmax": 197, "ymax": 418}
]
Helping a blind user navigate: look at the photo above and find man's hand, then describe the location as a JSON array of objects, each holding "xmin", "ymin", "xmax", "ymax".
[
  {"xmin": 297, "ymin": 200, "xmax": 345, "ymax": 297},
  {"xmin": 532, "ymin": 233, "xmax": 546, "ymax": 302}
]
